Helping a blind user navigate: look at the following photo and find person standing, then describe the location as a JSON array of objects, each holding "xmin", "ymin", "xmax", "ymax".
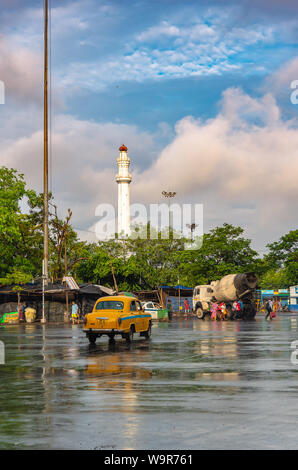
[
  {"xmin": 184, "ymin": 299, "xmax": 190, "ymax": 316},
  {"xmin": 219, "ymin": 302, "xmax": 227, "ymax": 320},
  {"xmin": 18, "ymin": 302, "xmax": 26, "ymax": 322},
  {"xmin": 211, "ymin": 302, "xmax": 218, "ymax": 321},
  {"xmin": 71, "ymin": 301, "xmax": 79, "ymax": 325},
  {"xmin": 167, "ymin": 299, "xmax": 173, "ymax": 321}
]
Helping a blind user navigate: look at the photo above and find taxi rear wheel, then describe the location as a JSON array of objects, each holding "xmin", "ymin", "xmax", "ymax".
[
  {"xmin": 88, "ymin": 334, "xmax": 97, "ymax": 344},
  {"xmin": 108, "ymin": 334, "xmax": 115, "ymax": 343},
  {"xmin": 144, "ymin": 322, "xmax": 152, "ymax": 339},
  {"xmin": 125, "ymin": 326, "xmax": 134, "ymax": 343}
]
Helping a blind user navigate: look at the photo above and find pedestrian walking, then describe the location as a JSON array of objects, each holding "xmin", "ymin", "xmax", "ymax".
[{"xmin": 265, "ymin": 299, "xmax": 274, "ymax": 320}]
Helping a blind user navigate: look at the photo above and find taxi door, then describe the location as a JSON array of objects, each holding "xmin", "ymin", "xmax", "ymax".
[
  {"xmin": 136, "ymin": 300, "xmax": 145, "ymax": 330},
  {"xmin": 130, "ymin": 300, "xmax": 140, "ymax": 332}
]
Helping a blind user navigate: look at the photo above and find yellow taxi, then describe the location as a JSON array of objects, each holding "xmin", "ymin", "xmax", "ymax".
[{"xmin": 83, "ymin": 295, "xmax": 152, "ymax": 344}]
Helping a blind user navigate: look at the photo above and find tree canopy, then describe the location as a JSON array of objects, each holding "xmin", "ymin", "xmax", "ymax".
[{"xmin": 0, "ymin": 165, "xmax": 297, "ymax": 291}]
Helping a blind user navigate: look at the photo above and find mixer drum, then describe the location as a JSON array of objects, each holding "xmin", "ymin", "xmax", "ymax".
[{"xmin": 213, "ymin": 273, "xmax": 258, "ymax": 303}]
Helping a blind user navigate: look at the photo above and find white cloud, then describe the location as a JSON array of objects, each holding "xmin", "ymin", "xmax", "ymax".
[
  {"xmin": 129, "ymin": 88, "xmax": 298, "ymax": 248},
  {"xmin": 136, "ymin": 21, "xmax": 180, "ymax": 42},
  {"xmin": 0, "ymin": 36, "xmax": 42, "ymax": 103},
  {"xmin": 0, "ymin": 86, "xmax": 297, "ymax": 250},
  {"xmin": 0, "ymin": 111, "xmax": 156, "ymax": 231},
  {"xmin": 133, "ymin": 88, "xmax": 298, "ymax": 202},
  {"xmin": 59, "ymin": 14, "xmax": 275, "ymax": 91},
  {"xmin": 267, "ymin": 56, "xmax": 298, "ymax": 92},
  {"xmin": 0, "ymin": 1, "xmax": 289, "ymax": 97}
]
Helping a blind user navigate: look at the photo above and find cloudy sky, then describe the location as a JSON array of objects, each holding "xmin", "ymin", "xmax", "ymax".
[{"xmin": 0, "ymin": 0, "xmax": 297, "ymax": 252}]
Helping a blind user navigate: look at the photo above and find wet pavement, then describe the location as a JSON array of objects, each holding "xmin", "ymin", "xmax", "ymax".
[{"xmin": 1, "ymin": 314, "xmax": 298, "ymax": 450}]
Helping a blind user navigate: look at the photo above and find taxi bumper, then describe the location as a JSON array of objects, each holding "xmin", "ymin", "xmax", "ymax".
[{"xmin": 83, "ymin": 328, "xmax": 125, "ymax": 334}]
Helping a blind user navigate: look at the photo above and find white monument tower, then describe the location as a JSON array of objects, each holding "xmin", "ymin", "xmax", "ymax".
[{"xmin": 116, "ymin": 144, "xmax": 132, "ymax": 237}]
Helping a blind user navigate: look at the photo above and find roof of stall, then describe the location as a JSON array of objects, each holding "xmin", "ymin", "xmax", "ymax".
[
  {"xmin": 159, "ymin": 285, "xmax": 193, "ymax": 296},
  {"xmin": 134, "ymin": 285, "xmax": 193, "ymax": 299},
  {"xmin": 0, "ymin": 282, "xmax": 114, "ymax": 297},
  {"xmin": 78, "ymin": 284, "xmax": 114, "ymax": 296}
]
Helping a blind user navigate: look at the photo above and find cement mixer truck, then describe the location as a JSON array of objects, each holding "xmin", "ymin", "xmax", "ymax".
[{"xmin": 193, "ymin": 273, "xmax": 258, "ymax": 320}]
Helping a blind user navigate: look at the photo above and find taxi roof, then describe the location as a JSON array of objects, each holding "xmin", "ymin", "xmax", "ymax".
[{"xmin": 96, "ymin": 295, "xmax": 138, "ymax": 302}]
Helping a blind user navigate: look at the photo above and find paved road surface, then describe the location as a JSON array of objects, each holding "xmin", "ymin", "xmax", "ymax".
[{"xmin": 0, "ymin": 314, "xmax": 298, "ymax": 449}]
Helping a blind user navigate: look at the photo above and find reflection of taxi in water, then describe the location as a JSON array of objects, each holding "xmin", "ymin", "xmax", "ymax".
[{"xmin": 83, "ymin": 295, "xmax": 152, "ymax": 344}]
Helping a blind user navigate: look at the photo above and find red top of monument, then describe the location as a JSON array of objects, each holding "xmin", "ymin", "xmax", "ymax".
[{"xmin": 119, "ymin": 144, "xmax": 128, "ymax": 152}]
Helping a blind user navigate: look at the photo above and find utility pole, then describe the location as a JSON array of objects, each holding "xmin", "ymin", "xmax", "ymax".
[{"xmin": 41, "ymin": 0, "xmax": 49, "ymax": 324}]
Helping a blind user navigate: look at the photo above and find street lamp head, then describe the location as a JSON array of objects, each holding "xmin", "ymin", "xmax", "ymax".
[{"xmin": 162, "ymin": 191, "xmax": 177, "ymax": 198}]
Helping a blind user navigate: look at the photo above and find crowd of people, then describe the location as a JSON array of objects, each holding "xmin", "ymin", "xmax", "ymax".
[{"xmin": 210, "ymin": 300, "xmax": 243, "ymax": 321}]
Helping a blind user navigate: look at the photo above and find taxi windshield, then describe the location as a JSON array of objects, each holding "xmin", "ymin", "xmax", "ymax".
[{"xmin": 96, "ymin": 300, "xmax": 124, "ymax": 310}]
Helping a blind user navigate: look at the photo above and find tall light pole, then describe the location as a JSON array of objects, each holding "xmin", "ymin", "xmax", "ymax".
[
  {"xmin": 42, "ymin": 0, "xmax": 49, "ymax": 324},
  {"xmin": 162, "ymin": 191, "xmax": 176, "ymax": 231},
  {"xmin": 43, "ymin": 0, "xmax": 49, "ymax": 283}
]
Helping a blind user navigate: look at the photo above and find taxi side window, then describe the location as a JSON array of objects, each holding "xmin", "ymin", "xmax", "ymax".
[
  {"xmin": 147, "ymin": 302, "xmax": 154, "ymax": 308},
  {"xmin": 136, "ymin": 301, "xmax": 143, "ymax": 311},
  {"xmin": 130, "ymin": 301, "xmax": 137, "ymax": 312}
]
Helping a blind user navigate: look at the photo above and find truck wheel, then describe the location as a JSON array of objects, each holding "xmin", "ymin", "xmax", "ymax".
[
  {"xmin": 244, "ymin": 304, "xmax": 257, "ymax": 320},
  {"xmin": 196, "ymin": 307, "xmax": 205, "ymax": 319},
  {"xmin": 88, "ymin": 334, "xmax": 97, "ymax": 344},
  {"xmin": 125, "ymin": 326, "xmax": 134, "ymax": 343}
]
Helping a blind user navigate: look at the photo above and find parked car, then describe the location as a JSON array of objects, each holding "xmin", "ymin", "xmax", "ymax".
[
  {"xmin": 83, "ymin": 295, "xmax": 152, "ymax": 344},
  {"xmin": 142, "ymin": 302, "xmax": 169, "ymax": 321}
]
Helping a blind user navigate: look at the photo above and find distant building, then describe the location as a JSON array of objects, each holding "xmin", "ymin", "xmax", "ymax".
[{"xmin": 116, "ymin": 144, "xmax": 132, "ymax": 237}]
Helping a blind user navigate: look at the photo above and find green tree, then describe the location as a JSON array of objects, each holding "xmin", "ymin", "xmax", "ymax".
[
  {"xmin": 259, "ymin": 268, "xmax": 289, "ymax": 289},
  {"xmin": 0, "ymin": 166, "xmax": 91, "ymax": 284},
  {"xmin": 178, "ymin": 223, "xmax": 260, "ymax": 286},
  {"xmin": 0, "ymin": 167, "xmax": 39, "ymax": 282},
  {"xmin": 75, "ymin": 225, "xmax": 186, "ymax": 291},
  {"xmin": 265, "ymin": 230, "xmax": 298, "ymax": 285},
  {"xmin": 75, "ymin": 223, "xmax": 261, "ymax": 291}
]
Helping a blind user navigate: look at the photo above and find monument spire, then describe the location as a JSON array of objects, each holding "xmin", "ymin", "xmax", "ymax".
[{"xmin": 116, "ymin": 145, "xmax": 132, "ymax": 237}]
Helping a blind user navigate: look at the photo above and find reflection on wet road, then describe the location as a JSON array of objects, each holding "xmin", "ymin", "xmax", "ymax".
[{"xmin": 1, "ymin": 315, "xmax": 298, "ymax": 449}]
